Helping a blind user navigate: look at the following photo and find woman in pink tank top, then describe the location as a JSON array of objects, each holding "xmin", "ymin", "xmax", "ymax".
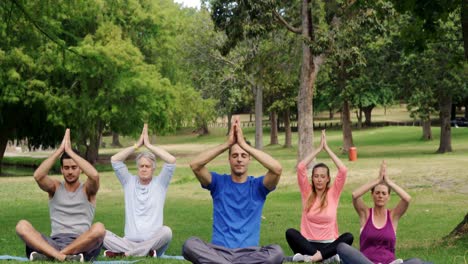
[
  {"xmin": 337, "ymin": 161, "xmax": 429, "ymax": 264},
  {"xmin": 285, "ymin": 130, "xmax": 353, "ymax": 263}
]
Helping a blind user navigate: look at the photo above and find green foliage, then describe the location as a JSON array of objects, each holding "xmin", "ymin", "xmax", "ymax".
[
  {"xmin": 1, "ymin": 0, "xmax": 218, "ymax": 163},
  {"xmin": 400, "ymin": 10, "xmax": 466, "ymax": 121},
  {"xmin": 391, "ymin": 0, "xmax": 462, "ymax": 51}
]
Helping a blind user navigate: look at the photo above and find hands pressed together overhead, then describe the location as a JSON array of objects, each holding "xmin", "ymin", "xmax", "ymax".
[{"xmin": 227, "ymin": 115, "xmax": 248, "ymax": 148}]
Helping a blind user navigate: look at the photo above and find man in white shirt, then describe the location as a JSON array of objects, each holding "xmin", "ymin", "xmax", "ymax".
[{"xmin": 103, "ymin": 124, "xmax": 176, "ymax": 258}]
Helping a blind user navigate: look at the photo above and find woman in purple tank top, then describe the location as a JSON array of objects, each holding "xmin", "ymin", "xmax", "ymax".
[{"xmin": 337, "ymin": 161, "xmax": 430, "ymax": 264}]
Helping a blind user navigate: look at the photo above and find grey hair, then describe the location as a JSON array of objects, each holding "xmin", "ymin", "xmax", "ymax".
[{"xmin": 135, "ymin": 151, "xmax": 156, "ymax": 169}]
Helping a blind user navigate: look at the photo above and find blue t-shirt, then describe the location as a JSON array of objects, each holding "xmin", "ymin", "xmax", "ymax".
[{"xmin": 203, "ymin": 172, "xmax": 273, "ymax": 248}]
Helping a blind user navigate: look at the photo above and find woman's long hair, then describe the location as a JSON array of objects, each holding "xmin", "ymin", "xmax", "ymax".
[{"xmin": 305, "ymin": 163, "xmax": 331, "ymax": 212}]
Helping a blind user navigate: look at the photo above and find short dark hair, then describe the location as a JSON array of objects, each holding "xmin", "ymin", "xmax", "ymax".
[{"xmin": 60, "ymin": 149, "xmax": 81, "ymax": 166}]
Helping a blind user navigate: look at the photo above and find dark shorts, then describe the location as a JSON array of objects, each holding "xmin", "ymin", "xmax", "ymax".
[{"xmin": 26, "ymin": 233, "xmax": 102, "ymax": 261}]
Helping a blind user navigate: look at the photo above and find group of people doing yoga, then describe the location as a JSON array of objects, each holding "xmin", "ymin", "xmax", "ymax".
[{"xmin": 15, "ymin": 116, "xmax": 431, "ymax": 263}]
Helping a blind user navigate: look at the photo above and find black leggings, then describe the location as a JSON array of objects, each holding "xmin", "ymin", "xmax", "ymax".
[{"xmin": 285, "ymin": 228, "xmax": 353, "ymax": 259}]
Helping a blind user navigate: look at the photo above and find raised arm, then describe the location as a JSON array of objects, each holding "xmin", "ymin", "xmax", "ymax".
[
  {"xmin": 189, "ymin": 120, "xmax": 236, "ymax": 187},
  {"xmin": 385, "ymin": 172, "xmax": 411, "ymax": 223},
  {"xmin": 111, "ymin": 126, "xmax": 144, "ymax": 163},
  {"xmin": 143, "ymin": 124, "xmax": 176, "ymax": 164},
  {"xmin": 235, "ymin": 118, "xmax": 282, "ymax": 190},
  {"xmin": 352, "ymin": 161, "xmax": 385, "ymax": 226},
  {"xmin": 63, "ymin": 129, "xmax": 100, "ymax": 198},
  {"xmin": 33, "ymin": 134, "xmax": 65, "ymax": 196},
  {"xmin": 299, "ymin": 132, "xmax": 323, "ymax": 167},
  {"xmin": 322, "ymin": 130, "xmax": 345, "ymax": 169}
]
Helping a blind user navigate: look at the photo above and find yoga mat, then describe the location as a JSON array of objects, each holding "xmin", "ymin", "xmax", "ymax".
[{"xmin": 0, "ymin": 255, "xmax": 29, "ymax": 261}]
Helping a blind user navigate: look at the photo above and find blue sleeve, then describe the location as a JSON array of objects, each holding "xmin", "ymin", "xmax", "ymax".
[
  {"xmin": 256, "ymin": 176, "xmax": 272, "ymax": 199},
  {"xmin": 203, "ymin": 171, "xmax": 219, "ymax": 192}
]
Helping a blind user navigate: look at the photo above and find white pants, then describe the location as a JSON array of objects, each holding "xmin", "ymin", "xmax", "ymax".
[{"xmin": 103, "ymin": 226, "xmax": 172, "ymax": 257}]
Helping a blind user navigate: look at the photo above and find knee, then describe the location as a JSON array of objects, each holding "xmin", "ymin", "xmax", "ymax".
[
  {"xmin": 285, "ymin": 228, "xmax": 299, "ymax": 240},
  {"xmin": 182, "ymin": 236, "xmax": 201, "ymax": 255},
  {"xmin": 161, "ymin": 226, "xmax": 173, "ymax": 241},
  {"xmin": 16, "ymin": 220, "xmax": 31, "ymax": 236},
  {"xmin": 341, "ymin": 232, "xmax": 354, "ymax": 245},
  {"xmin": 264, "ymin": 244, "xmax": 284, "ymax": 264},
  {"xmin": 337, "ymin": 242, "xmax": 351, "ymax": 254},
  {"xmin": 90, "ymin": 222, "xmax": 106, "ymax": 239}
]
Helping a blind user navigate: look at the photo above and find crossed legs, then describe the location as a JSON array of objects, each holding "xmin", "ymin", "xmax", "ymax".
[{"xmin": 16, "ymin": 219, "xmax": 105, "ymax": 261}]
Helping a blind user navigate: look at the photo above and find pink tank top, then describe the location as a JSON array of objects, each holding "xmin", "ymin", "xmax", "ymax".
[{"xmin": 360, "ymin": 208, "xmax": 396, "ymax": 264}]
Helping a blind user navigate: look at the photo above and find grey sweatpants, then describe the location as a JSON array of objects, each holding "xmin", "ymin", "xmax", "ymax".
[
  {"xmin": 103, "ymin": 226, "xmax": 172, "ymax": 257},
  {"xmin": 182, "ymin": 236, "xmax": 284, "ymax": 264}
]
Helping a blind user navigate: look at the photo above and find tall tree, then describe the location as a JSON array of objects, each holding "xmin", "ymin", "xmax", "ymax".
[
  {"xmin": 0, "ymin": 1, "xmax": 66, "ymax": 173},
  {"xmin": 392, "ymin": 1, "xmax": 466, "ymax": 152},
  {"xmin": 208, "ymin": 0, "xmax": 359, "ymax": 160}
]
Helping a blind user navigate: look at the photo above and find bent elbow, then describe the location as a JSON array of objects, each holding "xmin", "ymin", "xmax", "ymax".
[
  {"xmin": 405, "ymin": 195, "xmax": 412, "ymax": 203},
  {"xmin": 189, "ymin": 162, "xmax": 200, "ymax": 173},
  {"xmin": 167, "ymin": 157, "xmax": 176, "ymax": 164},
  {"xmin": 274, "ymin": 166, "xmax": 283, "ymax": 177},
  {"xmin": 33, "ymin": 172, "xmax": 44, "ymax": 181}
]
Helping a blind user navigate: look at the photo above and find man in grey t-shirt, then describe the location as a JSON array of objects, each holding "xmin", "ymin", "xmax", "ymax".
[
  {"xmin": 16, "ymin": 129, "xmax": 105, "ymax": 262},
  {"xmin": 103, "ymin": 124, "xmax": 176, "ymax": 258}
]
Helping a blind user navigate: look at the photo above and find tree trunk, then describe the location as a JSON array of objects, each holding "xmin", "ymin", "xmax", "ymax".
[
  {"xmin": 465, "ymin": 102, "xmax": 468, "ymax": 118},
  {"xmin": 342, "ymin": 100, "xmax": 354, "ymax": 153},
  {"xmin": 0, "ymin": 131, "xmax": 8, "ymax": 176},
  {"xmin": 355, "ymin": 109, "xmax": 362, "ymax": 129},
  {"xmin": 85, "ymin": 121, "xmax": 103, "ymax": 164},
  {"xmin": 200, "ymin": 121, "xmax": 209, "ymax": 135},
  {"xmin": 446, "ymin": 212, "xmax": 468, "ymax": 238},
  {"xmin": 226, "ymin": 113, "xmax": 233, "ymax": 135},
  {"xmin": 451, "ymin": 103, "xmax": 457, "ymax": 120},
  {"xmin": 255, "ymin": 84, "xmax": 263, "ymax": 150},
  {"xmin": 111, "ymin": 132, "xmax": 122, "ymax": 147},
  {"xmin": 437, "ymin": 94, "xmax": 452, "ymax": 153},
  {"xmin": 329, "ymin": 108, "xmax": 334, "ymax": 119},
  {"xmin": 363, "ymin": 105, "xmax": 374, "ymax": 127},
  {"xmin": 297, "ymin": 0, "xmax": 318, "ymax": 161},
  {"xmin": 421, "ymin": 119, "xmax": 432, "ymax": 140},
  {"xmin": 283, "ymin": 110, "xmax": 292, "ymax": 148},
  {"xmin": 270, "ymin": 111, "xmax": 278, "ymax": 145}
]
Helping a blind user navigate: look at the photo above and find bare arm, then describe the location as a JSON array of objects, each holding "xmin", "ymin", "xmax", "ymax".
[
  {"xmin": 352, "ymin": 180, "xmax": 376, "ymax": 226},
  {"xmin": 190, "ymin": 142, "xmax": 230, "ymax": 187},
  {"xmin": 352, "ymin": 161, "xmax": 385, "ymax": 226},
  {"xmin": 63, "ymin": 129, "xmax": 100, "ymax": 197},
  {"xmin": 322, "ymin": 130, "xmax": 345, "ymax": 169},
  {"xmin": 33, "ymin": 139, "xmax": 64, "ymax": 196},
  {"xmin": 111, "ymin": 127, "xmax": 144, "ymax": 163},
  {"xmin": 386, "ymin": 174, "xmax": 411, "ymax": 223},
  {"xmin": 143, "ymin": 124, "xmax": 176, "ymax": 164},
  {"xmin": 236, "ymin": 120, "xmax": 282, "ymax": 190},
  {"xmin": 190, "ymin": 119, "xmax": 236, "ymax": 186}
]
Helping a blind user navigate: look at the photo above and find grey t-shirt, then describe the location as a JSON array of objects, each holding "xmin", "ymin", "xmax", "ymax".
[
  {"xmin": 49, "ymin": 182, "xmax": 95, "ymax": 236},
  {"xmin": 111, "ymin": 161, "xmax": 175, "ymax": 242}
]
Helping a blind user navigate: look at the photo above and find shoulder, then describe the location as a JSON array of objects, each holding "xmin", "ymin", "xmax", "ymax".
[{"xmin": 111, "ymin": 160, "xmax": 127, "ymax": 169}]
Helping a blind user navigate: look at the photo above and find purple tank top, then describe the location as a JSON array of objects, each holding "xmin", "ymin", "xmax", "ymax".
[{"xmin": 360, "ymin": 208, "xmax": 396, "ymax": 264}]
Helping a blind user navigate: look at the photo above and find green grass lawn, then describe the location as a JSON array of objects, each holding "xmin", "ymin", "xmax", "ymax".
[{"xmin": 1, "ymin": 126, "xmax": 467, "ymax": 263}]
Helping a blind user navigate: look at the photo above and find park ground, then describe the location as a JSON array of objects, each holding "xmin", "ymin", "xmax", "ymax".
[{"xmin": 0, "ymin": 107, "xmax": 467, "ymax": 263}]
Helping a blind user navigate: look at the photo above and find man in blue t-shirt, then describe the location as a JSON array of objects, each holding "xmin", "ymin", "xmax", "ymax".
[{"xmin": 182, "ymin": 116, "xmax": 284, "ymax": 264}]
